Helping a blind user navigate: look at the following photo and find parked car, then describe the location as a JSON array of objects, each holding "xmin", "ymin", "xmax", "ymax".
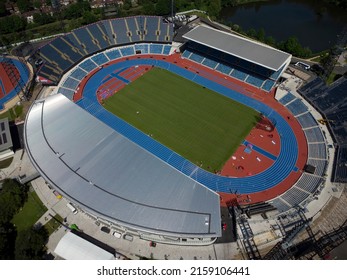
[{"xmin": 100, "ymin": 226, "xmax": 110, "ymax": 234}]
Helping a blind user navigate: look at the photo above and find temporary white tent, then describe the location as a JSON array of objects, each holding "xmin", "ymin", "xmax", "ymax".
[{"xmin": 54, "ymin": 231, "xmax": 116, "ymax": 260}]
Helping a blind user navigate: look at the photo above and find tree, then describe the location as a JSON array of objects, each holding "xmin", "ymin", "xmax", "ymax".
[
  {"xmin": 33, "ymin": 0, "xmax": 41, "ymax": 9},
  {"xmin": 16, "ymin": 0, "xmax": 32, "ymax": 13},
  {"xmin": 278, "ymin": 36, "xmax": 312, "ymax": 58},
  {"xmin": 247, "ymin": 28, "xmax": 257, "ymax": 38},
  {"xmin": 155, "ymin": 0, "xmax": 170, "ymax": 15},
  {"xmin": 81, "ymin": 11, "xmax": 98, "ymax": 25},
  {"xmin": 0, "ymin": 179, "xmax": 27, "ymax": 224},
  {"xmin": 256, "ymin": 28, "xmax": 265, "ymax": 42},
  {"xmin": 143, "ymin": 2, "xmax": 156, "ymax": 15},
  {"xmin": 207, "ymin": 0, "xmax": 221, "ymax": 18},
  {"xmin": 265, "ymin": 36, "xmax": 276, "ymax": 47},
  {"xmin": 15, "ymin": 227, "xmax": 48, "ymax": 260},
  {"xmin": 0, "ymin": 223, "xmax": 16, "ymax": 260},
  {"xmin": 0, "ymin": 0, "xmax": 6, "ymax": 16}
]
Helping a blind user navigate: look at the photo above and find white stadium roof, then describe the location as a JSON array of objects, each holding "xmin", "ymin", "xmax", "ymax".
[
  {"xmin": 183, "ymin": 25, "xmax": 291, "ymax": 71},
  {"xmin": 25, "ymin": 94, "xmax": 221, "ymax": 239}
]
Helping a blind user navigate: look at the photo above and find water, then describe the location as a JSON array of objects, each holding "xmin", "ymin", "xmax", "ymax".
[{"xmin": 220, "ymin": 0, "xmax": 347, "ymax": 52}]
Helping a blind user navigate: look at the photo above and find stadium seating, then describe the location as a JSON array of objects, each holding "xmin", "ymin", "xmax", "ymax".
[
  {"xmin": 62, "ymin": 77, "xmax": 80, "ymax": 90},
  {"xmin": 163, "ymin": 45, "xmax": 171, "ymax": 55},
  {"xmin": 35, "ymin": 16, "xmax": 173, "ymax": 84},
  {"xmin": 202, "ymin": 57, "xmax": 218, "ymax": 69},
  {"xmin": 307, "ymin": 159, "xmax": 327, "ymax": 177},
  {"xmin": 278, "ymin": 92, "xmax": 296, "ymax": 106},
  {"xmin": 91, "ymin": 53, "xmax": 109, "ymax": 66},
  {"xmin": 261, "ymin": 79, "xmax": 275, "ymax": 92},
  {"xmin": 216, "ymin": 63, "xmax": 232, "ymax": 75},
  {"xmin": 246, "ymin": 74, "xmax": 265, "ymax": 88},
  {"xmin": 281, "ymin": 187, "xmax": 310, "ymax": 207},
  {"xmin": 295, "ymin": 173, "xmax": 323, "ymax": 194},
  {"xmin": 270, "ymin": 198, "xmax": 291, "ymax": 212},
  {"xmin": 58, "ymin": 87, "xmax": 75, "ymax": 100},
  {"xmin": 79, "ymin": 58, "xmax": 98, "ymax": 73},
  {"xmin": 120, "ymin": 46, "xmax": 135, "ymax": 57},
  {"xmin": 296, "ymin": 112, "xmax": 318, "ymax": 129},
  {"xmin": 70, "ymin": 67, "xmax": 87, "ymax": 81},
  {"xmin": 105, "ymin": 49, "xmax": 122, "ymax": 60},
  {"xmin": 286, "ymin": 99, "xmax": 308, "ymax": 116},
  {"xmin": 135, "ymin": 44, "xmax": 149, "ymax": 54},
  {"xmin": 304, "ymin": 127, "xmax": 325, "ymax": 143},
  {"xmin": 149, "ymin": 44, "xmax": 163, "ymax": 54},
  {"xmin": 308, "ymin": 143, "xmax": 327, "ymax": 159}
]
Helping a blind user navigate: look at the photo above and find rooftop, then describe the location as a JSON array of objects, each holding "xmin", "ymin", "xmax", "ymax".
[{"xmin": 25, "ymin": 94, "xmax": 221, "ymax": 239}]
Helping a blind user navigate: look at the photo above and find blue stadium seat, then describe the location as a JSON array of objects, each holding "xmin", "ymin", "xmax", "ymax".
[
  {"xmin": 120, "ymin": 46, "xmax": 135, "ymax": 56},
  {"xmin": 105, "ymin": 49, "xmax": 122, "ymax": 60},
  {"xmin": 262, "ymin": 79, "xmax": 275, "ymax": 91},
  {"xmin": 91, "ymin": 53, "xmax": 109, "ymax": 66},
  {"xmin": 79, "ymin": 58, "xmax": 98, "ymax": 72},
  {"xmin": 149, "ymin": 44, "xmax": 163, "ymax": 54},
  {"xmin": 135, "ymin": 44, "xmax": 149, "ymax": 54}
]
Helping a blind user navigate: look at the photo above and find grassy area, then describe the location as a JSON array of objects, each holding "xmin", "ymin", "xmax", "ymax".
[
  {"xmin": 326, "ymin": 72, "xmax": 339, "ymax": 85},
  {"xmin": 0, "ymin": 157, "xmax": 13, "ymax": 169},
  {"xmin": 104, "ymin": 68, "xmax": 259, "ymax": 171},
  {"xmin": 44, "ymin": 214, "xmax": 63, "ymax": 236},
  {"xmin": 12, "ymin": 189, "xmax": 47, "ymax": 232},
  {"xmin": 0, "ymin": 104, "xmax": 24, "ymax": 121}
]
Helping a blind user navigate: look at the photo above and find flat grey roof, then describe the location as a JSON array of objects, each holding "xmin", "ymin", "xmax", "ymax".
[
  {"xmin": 25, "ymin": 94, "xmax": 221, "ymax": 238},
  {"xmin": 183, "ymin": 25, "xmax": 291, "ymax": 71},
  {"xmin": 0, "ymin": 118, "xmax": 13, "ymax": 152}
]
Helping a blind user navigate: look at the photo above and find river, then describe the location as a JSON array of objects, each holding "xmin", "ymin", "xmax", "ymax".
[{"xmin": 220, "ymin": 0, "xmax": 347, "ymax": 53}]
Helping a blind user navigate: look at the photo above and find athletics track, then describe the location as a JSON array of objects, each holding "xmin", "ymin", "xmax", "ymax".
[
  {"xmin": 73, "ymin": 54, "xmax": 308, "ymax": 205},
  {"xmin": 0, "ymin": 57, "xmax": 30, "ymax": 109}
]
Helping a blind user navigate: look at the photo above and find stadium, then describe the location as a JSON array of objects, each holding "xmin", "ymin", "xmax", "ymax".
[{"xmin": 3, "ymin": 15, "xmax": 341, "ymax": 249}]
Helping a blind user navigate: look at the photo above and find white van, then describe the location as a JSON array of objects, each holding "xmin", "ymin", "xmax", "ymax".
[
  {"xmin": 295, "ymin": 61, "xmax": 310, "ymax": 70},
  {"xmin": 67, "ymin": 202, "xmax": 78, "ymax": 215}
]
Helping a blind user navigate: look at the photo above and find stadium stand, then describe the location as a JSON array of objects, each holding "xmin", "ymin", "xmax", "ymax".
[
  {"xmin": 70, "ymin": 67, "xmax": 87, "ymax": 81},
  {"xmin": 270, "ymin": 198, "xmax": 291, "ymax": 213},
  {"xmin": 105, "ymin": 48, "xmax": 122, "ymax": 60},
  {"xmin": 304, "ymin": 127, "xmax": 325, "ymax": 143},
  {"xmin": 295, "ymin": 173, "xmax": 323, "ymax": 194},
  {"xmin": 308, "ymin": 143, "xmax": 327, "ymax": 160},
  {"xmin": 278, "ymin": 92, "xmax": 296, "ymax": 106},
  {"xmin": 91, "ymin": 53, "xmax": 109, "ymax": 66},
  {"xmin": 286, "ymin": 99, "xmax": 308, "ymax": 116},
  {"xmin": 79, "ymin": 58, "xmax": 98, "ymax": 73},
  {"xmin": 296, "ymin": 112, "xmax": 318, "ymax": 129},
  {"xmin": 281, "ymin": 187, "xmax": 311, "ymax": 207},
  {"xmin": 181, "ymin": 26, "xmax": 291, "ymax": 91},
  {"xmin": 35, "ymin": 16, "xmax": 173, "ymax": 84}
]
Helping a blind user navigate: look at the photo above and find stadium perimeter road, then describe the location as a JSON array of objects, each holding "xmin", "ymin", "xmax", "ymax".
[{"xmin": 31, "ymin": 177, "xmax": 242, "ymax": 260}]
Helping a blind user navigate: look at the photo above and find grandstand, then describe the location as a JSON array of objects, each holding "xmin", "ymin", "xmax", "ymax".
[
  {"xmin": 298, "ymin": 76, "xmax": 347, "ymax": 183},
  {"xmin": 35, "ymin": 16, "xmax": 173, "ymax": 84},
  {"xmin": 25, "ymin": 15, "xmax": 332, "ymax": 246},
  {"xmin": 181, "ymin": 26, "xmax": 291, "ymax": 92}
]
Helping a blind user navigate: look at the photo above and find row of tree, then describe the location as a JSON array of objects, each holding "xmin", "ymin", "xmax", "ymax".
[
  {"xmin": 225, "ymin": 23, "xmax": 313, "ymax": 58},
  {"xmin": 0, "ymin": 179, "xmax": 48, "ymax": 260}
]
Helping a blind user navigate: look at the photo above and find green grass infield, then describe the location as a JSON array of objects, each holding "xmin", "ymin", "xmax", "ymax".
[{"xmin": 103, "ymin": 67, "xmax": 260, "ymax": 172}]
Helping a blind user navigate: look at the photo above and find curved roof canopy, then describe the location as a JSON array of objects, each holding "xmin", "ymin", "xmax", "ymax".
[{"xmin": 25, "ymin": 94, "xmax": 221, "ymax": 238}]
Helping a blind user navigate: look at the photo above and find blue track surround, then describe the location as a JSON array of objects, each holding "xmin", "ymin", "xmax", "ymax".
[
  {"xmin": 76, "ymin": 58, "xmax": 298, "ymax": 194},
  {"xmin": 0, "ymin": 57, "xmax": 30, "ymax": 109}
]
